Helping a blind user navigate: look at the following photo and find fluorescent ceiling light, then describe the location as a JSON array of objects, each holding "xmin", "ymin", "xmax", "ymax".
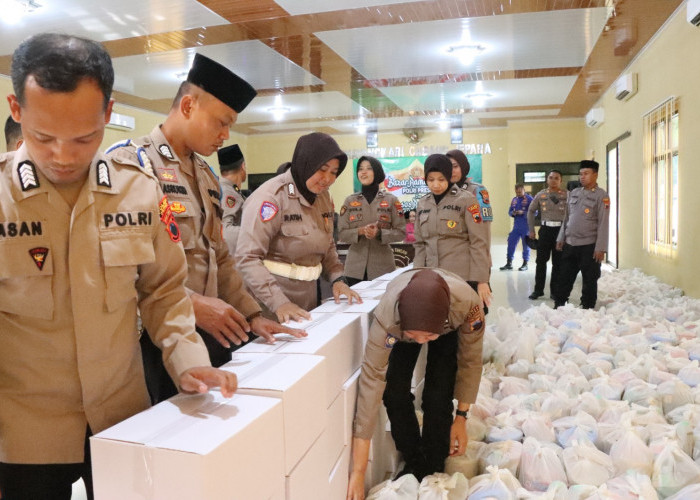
[
  {"xmin": 446, "ymin": 43, "xmax": 486, "ymax": 65},
  {"xmin": 435, "ymin": 112, "xmax": 451, "ymax": 131},
  {"xmin": 1, "ymin": 0, "xmax": 41, "ymax": 25},
  {"xmin": 466, "ymin": 92, "xmax": 493, "ymax": 108}
]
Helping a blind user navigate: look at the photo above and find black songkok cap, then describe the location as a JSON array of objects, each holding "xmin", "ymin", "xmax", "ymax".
[
  {"xmin": 579, "ymin": 159, "xmax": 599, "ymax": 172},
  {"xmin": 218, "ymin": 144, "xmax": 244, "ymax": 170},
  {"xmin": 187, "ymin": 53, "xmax": 257, "ymax": 113}
]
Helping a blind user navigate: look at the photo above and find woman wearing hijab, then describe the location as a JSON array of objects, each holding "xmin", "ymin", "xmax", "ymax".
[
  {"xmin": 235, "ymin": 132, "xmax": 362, "ymax": 323},
  {"xmin": 413, "ymin": 154, "xmax": 492, "ymax": 306},
  {"xmin": 337, "ymin": 156, "xmax": 406, "ymax": 285},
  {"xmin": 346, "ymin": 269, "xmax": 485, "ymax": 499}
]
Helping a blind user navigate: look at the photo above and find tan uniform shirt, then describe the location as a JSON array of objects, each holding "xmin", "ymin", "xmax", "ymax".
[
  {"xmin": 337, "ymin": 190, "xmax": 406, "ymax": 280},
  {"xmin": 353, "ymin": 268, "xmax": 485, "ymax": 439},
  {"xmin": 0, "ymin": 147, "xmax": 209, "ymax": 463},
  {"xmin": 220, "ymin": 177, "xmax": 246, "ymax": 257},
  {"xmin": 527, "ymin": 188, "xmax": 567, "ymax": 231},
  {"xmin": 107, "ymin": 126, "xmax": 260, "ymax": 318},
  {"xmin": 235, "ymin": 171, "xmax": 344, "ymax": 312},
  {"xmin": 413, "ymin": 186, "xmax": 491, "ymax": 283},
  {"xmin": 557, "ymin": 185, "xmax": 610, "ymax": 251}
]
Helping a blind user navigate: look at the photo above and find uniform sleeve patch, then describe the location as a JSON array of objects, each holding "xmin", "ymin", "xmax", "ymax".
[
  {"xmin": 467, "ymin": 203, "xmax": 482, "ymax": 223},
  {"xmin": 226, "ymin": 195, "xmax": 236, "ymax": 208},
  {"xmin": 385, "ymin": 334, "xmax": 398, "ymax": 348},
  {"xmin": 479, "ymin": 189, "xmax": 490, "ymax": 204},
  {"xmin": 260, "ymin": 201, "xmax": 279, "ymax": 222},
  {"xmin": 603, "ymin": 197, "xmax": 610, "ymax": 209},
  {"xmin": 466, "ymin": 305, "xmax": 483, "ymax": 331},
  {"xmin": 395, "ymin": 200, "xmax": 403, "ymax": 215},
  {"xmin": 158, "ymin": 196, "xmax": 181, "ymax": 242}
]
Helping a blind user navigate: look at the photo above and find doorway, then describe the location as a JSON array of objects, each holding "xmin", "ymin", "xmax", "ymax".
[
  {"xmin": 606, "ymin": 132, "xmax": 629, "ymax": 269},
  {"xmin": 516, "ymin": 162, "xmax": 581, "ymax": 196}
]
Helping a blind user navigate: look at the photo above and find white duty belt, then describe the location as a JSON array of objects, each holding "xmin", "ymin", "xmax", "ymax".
[
  {"xmin": 263, "ymin": 260, "xmax": 322, "ymax": 281},
  {"xmin": 542, "ymin": 221, "xmax": 563, "ymax": 227}
]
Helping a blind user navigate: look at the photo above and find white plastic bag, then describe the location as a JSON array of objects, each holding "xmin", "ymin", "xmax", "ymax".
[
  {"xmin": 608, "ymin": 426, "xmax": 653, "ymax": 476},
  {"xmin": 478, "ymin": 440, "xmax": 523, "ymax": 476},
  {"xmin": 444, "ymin": 441, "xmax": 483, "ymax": 479},
  {"xmin": 468, "ymin": 466, "xmax": 521, "ymax": 500},
  {"xmin": 601, "ymin": 471, "xmax": 658, "ymax": 500},
  {"xmin": 417, "ymin": 472, "xmax": 468, "ymax": 500},
  {"xmin": 522, "ymin": 412, "xmax": 556, "ymax": 443},
  {"xmin": 367, "ymin": 474, "xmax": 420, "ymax": 500},
  {"xmin": 562, "ymin": 440, "xmax": 614, "ymax": 487},
  {"xmin": 553, "ymin": 411, "xmax": 598, "ymax": 448},
  {"xmin": 665, "ymin": 483, "xmax": 700, "ymax": 499},
  {"xmin": 518, "ymin": 437, "xmax": 567, "ymax": 492},
  {"xmin": 651, "ymin": 439, "xmax": 700, "ymax": 498}
]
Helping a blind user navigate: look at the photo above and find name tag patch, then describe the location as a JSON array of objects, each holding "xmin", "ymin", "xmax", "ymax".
[
  {"xmin": 0, "ymin": 221, "xmax": 42, "ymax": 238},
  {"xmin": 103, "ymin": 212, "xmax": 153, "ymax": 228}
]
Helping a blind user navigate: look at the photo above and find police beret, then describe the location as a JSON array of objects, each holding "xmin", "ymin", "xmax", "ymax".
[
  {"xmin": 526, "ymin": 236, "xmax": 538, "ymax": 250},
  {"xmin": 218, "ymin": 144, "xmax": 244, "ymax": 168},
  {"xmin": 187, "ymin": 53, "xmax": 257, "ymax": 113},
  {"xmin": 579, "ymin": 159, "xmax": 599, "ymax": 172}
]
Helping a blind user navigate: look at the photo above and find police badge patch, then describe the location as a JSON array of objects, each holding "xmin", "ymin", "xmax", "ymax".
[
  {"xmin": 340, "ymin": 206, "xmax": 347, "ymax": 216},
  {"xmin": 226, "ymin": 196, "xmax": 236, "ymax": 208},
  {"xmin": 29, "ymin": 247, "xmax": 49, "ymax": 270},
  {"xmin": 260, "ymin": 201, "xmax": 279, "ymax": 222}
]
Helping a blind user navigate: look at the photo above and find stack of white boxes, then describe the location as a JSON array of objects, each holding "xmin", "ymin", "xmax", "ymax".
[{"xmin": 91, "ymin": 266, "xmax": 427, "ymax": 499}]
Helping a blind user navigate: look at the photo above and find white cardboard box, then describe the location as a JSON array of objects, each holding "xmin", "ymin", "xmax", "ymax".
[
  {"xmin": 374, "ymin": 265, "xmax": 412, "ymax": 281},
  {"xmin": 313, "ymin": 299, "xmax": 379, "ymax": 344},
  {"xmin": 239, "ymin": 313, "xmax": 363, "ymax": 407},
  {"xmin": 91, "ymin": 392, "xmax": 284, "ymax": 500},
  {"xmin": 326, "ymin": 389, "xmax": 345, "ymax": 475},
  {"xmin": 222, "ymin": 353, "xmax": 326, "ymax": 475},
  {"xmin": 285, "ymin": 431, "xmax": 331, "ymax": 500},
  {"xmin": 342, "ymin": 369, "xmax": 361, "ymax": 447},
  {"xmin": 329, "ymin": 445, "xmax": 351, "ymax": 500}
]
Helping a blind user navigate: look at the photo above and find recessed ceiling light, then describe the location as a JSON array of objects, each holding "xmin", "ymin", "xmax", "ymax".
[
  {"xmin": 1, "ymin": 0, "xmax": 42, "ymax": 24},
  {"xmin": 446, "ymin": 43, "xmax": 486, "ymax": 64},
  {"xmin": 466, "ymin": 93, "xmax": 493, "ymax": 108},
  {"xmin": 434, "ymin": 112, "xmax": 451, "ymax": 131}
]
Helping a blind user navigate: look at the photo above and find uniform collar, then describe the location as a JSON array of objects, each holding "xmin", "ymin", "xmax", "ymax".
[
  {"xmin": 281, "ymin": 170, "xmax": 311, "ymax": 207},
  {"xmin": 150, "ymin": 125, "xmax": 209, "ymax": 177}
]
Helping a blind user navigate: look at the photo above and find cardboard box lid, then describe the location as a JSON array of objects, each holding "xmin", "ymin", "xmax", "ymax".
[
  {"xmin": 223, "ymin": 353, "xmax": 325, "ymax": 392},
  {"xmin": 93, "ymin": 392, "xmax": 281, "ymax": 455},
  {"xmin": 313, "ymin": 299, "xmax": 379, "ymax": 314}
]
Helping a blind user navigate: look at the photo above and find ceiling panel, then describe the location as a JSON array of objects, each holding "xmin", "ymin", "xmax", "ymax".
[
  {"xmin": 273, "ymin": 0, "xmax": 427, "ymax": 16},
  {"xmin": 315, "ymin": 8, "xmax": 610, "ymax": 80},
  {"xmin": 112, "ymin": 41, "xmax": 325, "ymax": 99},
  {"xmin": 237, "ymin": 91, "xmax": 368, "ymax": 124},
  {"xmin": 0, "ymin": 0, "xmax": 229, "ymax": 48}
]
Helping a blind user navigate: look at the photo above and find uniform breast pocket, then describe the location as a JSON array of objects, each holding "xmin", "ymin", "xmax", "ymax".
[
  {"xmin": 438, "ymin": 215, "xmax": 464, "ymax": 235},
  {"xmin": 583, "ymin": 200, "xmax": 596, "ymax": 218},
  {"xmin": 101, "ymin": 232, "xmax": 155, "ymax": 312},
  {"xmin": 0, "ymin": 237, "xmax": 54, "ymax": 319},
  {"xmin": 281, "ymin": 222, "xmax": 309, "ymax": 238}
]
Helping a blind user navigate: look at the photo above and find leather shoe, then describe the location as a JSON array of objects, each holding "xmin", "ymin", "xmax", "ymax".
[
  {"xmin": 499, "ymin": 263, "xmax": 513, "ymax": 270},
  {"xmin": 518, "ymin": 263, "xmax": 528, "ymax": 271},
  {"xmin": 528, "ymin": 291, "xmax": 543, "ymax": 300}
]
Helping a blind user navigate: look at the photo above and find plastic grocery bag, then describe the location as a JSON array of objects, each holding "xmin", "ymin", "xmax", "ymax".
[
  {"xmin": 478, "ymin": 440, "xmax": 523, "ymax": 475},
  {"xmin": 515, "ymin": 481, "xmax": 567, "ymax": 499},
  {"xmin": 553, "ymin": 411, "xmax": 598, "ymax": 448},
  {"xmin": 444, "ymin": 441, "xmax": 484, "ymax": 479},
  {"xmin": 562, "ymin": 440, "xmax": 614, "ymax": 487},
  {"xmin": 518, "ymin": 437, "xmax": 567, "ymax": 492},
  {"xmin": 522, "ymin": 412, "xmax": 556, "ymax": 443},
  {"xmin": 665, "ymin": 483, "xmax": 700, "ymax": 499},
  {"xmin": 651, "ymin": 439, "xmax": 700, "ymax": 498},
  {"xmin": 417, "ymin": 472, "xmax": 468, "ymax": 500},
  {"xmin": 367, "ymin": 474, "xmax": 420, "ymax": 500},
  {"xmin": 601, "ymin": 471, "xmax": 658, "ymax": 500},
  {"xmin": 468, "ymin": 466, "xmax": 521, "ymax": 500},
  {"xmin": 608, "ymin": 426, "xmax": 653, "ymax": 476}
]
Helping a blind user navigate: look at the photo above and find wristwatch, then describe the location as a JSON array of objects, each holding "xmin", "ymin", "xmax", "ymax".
[{"xmin": 455, "ymin": 409, "xmax": 469, "ymax": 419}]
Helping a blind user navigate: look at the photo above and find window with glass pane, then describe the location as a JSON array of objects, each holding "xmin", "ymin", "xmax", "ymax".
[{"xmin": 643, "ymin": 98, "xmax": 679, "ymax": 257}]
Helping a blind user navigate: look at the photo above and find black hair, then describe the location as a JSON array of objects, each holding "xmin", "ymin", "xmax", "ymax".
[
  {"xmin": 171, "ymin": 81, "xmax": 194, "ymax": 110},
  {"xmin": 4, "ymin": 116, "xmax": 22, "ymax": 150},
  {"xmin": 548, "ymin": 169, "xmax": 563, "ymax": 178},
  {"xmin": 567, "ymin": 180, "xmax": 582, "ymax": 191},
  {"xmin": 11, "ymin": 33, "xmax": 114, "ymax": 110},
  {"xmin": 515, "ymin": 183, "xmax": 525, "ymax": 190}
]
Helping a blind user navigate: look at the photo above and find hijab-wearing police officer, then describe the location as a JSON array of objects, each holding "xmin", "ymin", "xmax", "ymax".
[
  {"xmin": 0, "ymin": 33, "xmax": 236, "ymax": 500},
  {"xmin": 218, "ymin": 144, "xmax": 247, "ymax": 256},
  {"xmin": 235, "ymin": 132, "xmax": 362, "ymax": 323},
  {"xmin": 107, "ymin": 54, "xmax": 305, "ymax": 403},
  {"xmin": 337, "ymin": 155, "xmax": 406, "ymax": 285},
  {"xmin": 347, "ymin": 269, "xmax": 484, "ymax": 499},
  {"xmin": 554, "ymin": 160, "xmax": 610, "ymax": 309}
]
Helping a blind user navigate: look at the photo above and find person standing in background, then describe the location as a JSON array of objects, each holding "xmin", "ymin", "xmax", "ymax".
[
  {"xmin": 404, "ymin": 210, "xmax": 416, "ymax": 243},
  {"xmin": 107, "ymin": 53, "xmax": 304, "ymax": 403},
  {"xmin": 3, "ymin": 116, "xmax": 22, "ymax": 152},
  {"xmin": 554, "ymin": 160, "xmax": 609, "ymax": 309},
  {"xmin": 526, "ymin": 170, "xmax": 567, "ymax": 300},
  {"xmin": 337, "ymin": 155, "xmax": 406, "ymax": 286},
  {"xmin": 218, "ymin": 144, "xmax": 247, "ymax": 257},
  {"xmin": 500, "ymin": 184, "xmax": 533, "ymax": 271}
]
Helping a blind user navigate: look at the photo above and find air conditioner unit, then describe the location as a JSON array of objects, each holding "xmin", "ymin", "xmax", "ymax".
[
  {"xmin": 107, "ymin": 112, "xmax": 135, "ymax": 131},
  {"xmin": 586, "ymin": 107, "xmax": 604, "ymax": 128},
  {"xmin": 615, "ymin": 73, "xmax": 638, "ymax": 101},
  {"xmin": 688, "ymin": 0, "xmax": 700, "ymax": 26}
]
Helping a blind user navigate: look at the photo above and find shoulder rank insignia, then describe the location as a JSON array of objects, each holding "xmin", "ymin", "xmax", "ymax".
[
  {"xmin": 379, "ymin": 200, "xmax": 389, "ymax": 208},
  {"xmin": 260, "ymin": 201, "xmax": 279, "ymax": 222},
  {"xmin": 158, "ymin": 144, "xmax": 175, "ymax": 160},
  {"xmin": 96, "ymin": 160, "xmax": 111, "ymax": 188},
  {"xmin": 339, "ymin": 205, "xmax": 347, "ymax": 216},
  {"xmin": 226, "ymin": 196, "xmax": 236, "ymax": 208},
  {"xmin": 288, "ymin": 183, "xmax": 296, "ymax": 197},
  {"xmin": 385, "ymin": 333, "xmax": 398, "ymax": 348},
  {"xmin": 29, "ymin": 247, "xmax": 49, "ymax": 271},
  {"xmin": 18, "ymin": 160, "xmax": 40, "ymax": 191}
]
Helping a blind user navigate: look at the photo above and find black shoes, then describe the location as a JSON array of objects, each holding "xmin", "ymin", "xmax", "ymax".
[
  {"xmin": 518, "ymin": 262, "xmax": 528, "ymax": 271},
  {"xmin": 499, "ymin": 262, "xmax": 513, "ymax": 271},
  {"xmin": 529, "ymin": 291, "xmax": 544, "ymax": 300}
]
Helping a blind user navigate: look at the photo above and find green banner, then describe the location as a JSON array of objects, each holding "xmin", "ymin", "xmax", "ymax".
[{"xmin": 352, "ymin": 155, "xmax": 482, "ymax": 212}]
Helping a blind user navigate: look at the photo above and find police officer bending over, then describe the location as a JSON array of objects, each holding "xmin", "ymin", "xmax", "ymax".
[
  {"xmin": 218, "ymin": 143, "xmax": 247, "ymax": 257},
  {"xmin": 0, "ymin": 33, "xmax": 236, "ymax": 500},
  {"xmin": 347, "ymin": 269, "xmax": 484, "ymax": 500},
  {"xmin": 554, "ymin": 160, "xmax": 610, "ymax": 309}
]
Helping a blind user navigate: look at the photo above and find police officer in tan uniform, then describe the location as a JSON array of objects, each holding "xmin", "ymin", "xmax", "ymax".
[
  {"xmin": 107, "ymin": 54, "xmax": 304, "ymax": 402},
  {"xmin": 527, "ymin": 169, "xmax": 567, "ymax": 300},
  {"xmin": 4, "ymin": 115, "xmax": 23, "ymax": 152},
  {"xmin": 218, "ymin": 143, "xmax": 247, "ymax": 257},
  {"xmin": 0, "ymin": 33, "xmax": 236, "ymax": 500},
  {"xmin": 554, "ymin": 160, "xmax": 610, "ymax": 309},
  {"xmin": 347, "ymin": 269, "xmax": 485, "ymax": 499},
  {"xmin": 235, "ymin": 132, "xmax": 362, "ymax": 323},
  {"xmin": 338, "ymin": 155, "xmax": 406, "ymax": 285},
  {"xmin": 413, "ymin": 154, "xmax": 492, "ymax": 307}
]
